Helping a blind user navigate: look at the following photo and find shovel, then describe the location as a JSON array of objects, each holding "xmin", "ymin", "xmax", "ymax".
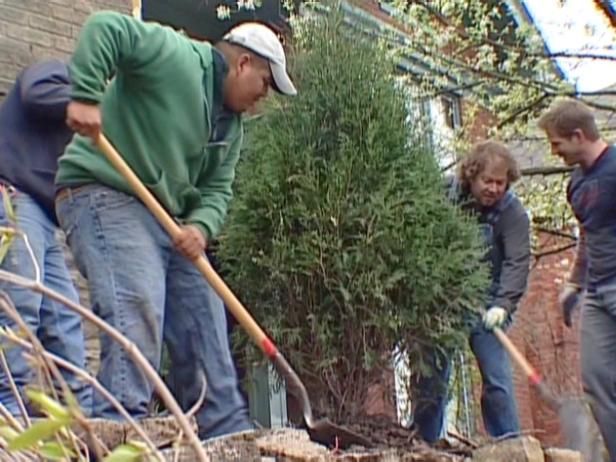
[
  {"xmin": 94, "ymin": 134, "xmax": 371, "ymax": 449},
  {"xmin": 493, "ymin": 327, "xmax": 606, "ymax": 461}
]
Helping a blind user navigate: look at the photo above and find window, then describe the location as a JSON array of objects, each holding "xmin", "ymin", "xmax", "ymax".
[{"xmin": 440, "ymin": 94, "xmax": 462, "ymax": 130}]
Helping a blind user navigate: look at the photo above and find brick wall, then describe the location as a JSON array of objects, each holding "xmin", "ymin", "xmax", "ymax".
[
  {"xmin": 0, "ymin": 0, "xmax": 131, "ymax": 95},
  {"xmin": 508, "ymin": 231, "xmax": 582, "ymax": 447}
]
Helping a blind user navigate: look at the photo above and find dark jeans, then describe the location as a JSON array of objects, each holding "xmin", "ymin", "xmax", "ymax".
[
  {"xmin": 582, "ymin": 284, "xmax": 616, "ymax": 462},
  {"xmin": 414, "ymin": 322, "xmax": 520, "ymax": 441}
]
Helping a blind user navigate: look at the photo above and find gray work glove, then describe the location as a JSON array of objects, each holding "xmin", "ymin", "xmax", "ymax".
[{"xmin": 559, "ymin": 282, "xmax": 583, "ymax": 328}]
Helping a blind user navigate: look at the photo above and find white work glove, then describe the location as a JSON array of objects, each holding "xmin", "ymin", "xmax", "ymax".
[
  {"xmin": 559, "ymin": 282, "xmax": 583, "ymax": 328},
  {"xmin": 482, "ymin": 306, "xmax": 508, "ymax": 330}
]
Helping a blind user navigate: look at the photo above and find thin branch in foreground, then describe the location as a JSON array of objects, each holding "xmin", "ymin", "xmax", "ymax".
[
  {"xmin": 2, "ymin": 327, "xmax": 167, "ymax": 461},
  {"xmin": 447, "ymin": 430, "xmax": 479, "ymax": 449},
  {"xmin": 0, "ymin": 295, "xmax": 98, "ymax": 461},
  {"xmin": 171, "ymin": 372, "xmax": 207, "ymax": 462},
  {"xmin": 0, "ymin": 270, "xmax": 209, "ymax": 462},
  {"xmin": 0, "ymin": 349, "xmax": 30, "ymax": 428},
  {"xmin": 186, "ymin": 370, "xmax": 207, "ymax": 420},
  {"xmin": 521, "ymin": 166, "xmax": 574, "ymax": 176},
  {"xmin": 0, "ymin": 401, "xmax": 23, "ymax": 433},
  {"xmin": 532, "ymin": 243, "xmax": 577, "ymax": 260},
  {"xmin": 534, "ymin": 226, "xmax": 577, "ymax": 241}
]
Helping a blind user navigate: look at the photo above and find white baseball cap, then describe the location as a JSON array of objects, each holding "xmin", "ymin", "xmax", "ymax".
[{"xmin": 223, "ymin": 22, "xmax": 297, "ymax": 96}]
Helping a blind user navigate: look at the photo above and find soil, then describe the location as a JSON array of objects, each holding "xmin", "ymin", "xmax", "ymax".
[{"xmin": 333, "ymin": 416, "xmax": 473, "ymax": 458}]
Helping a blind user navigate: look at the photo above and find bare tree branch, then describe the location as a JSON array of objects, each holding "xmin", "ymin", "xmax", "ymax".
[
  {"xmin": 0, "ymin": 350, "xmax": 29, "ymax": 428},
  {"xmin": 533, "ymin": 243, "xmax": 576, "ymax": 259},
  {"xmin": 521, "ymin": 166, "xmax": 574, "ymax": 176},
  {"xmin": 1, "ymin": 331, "xmax": 165, "ymax": 462},
  {"xmin": 534, "ymin": 226, "xmax": 577, "ymax": 241},
  {"xmin": 0, "ymin": 294, "xmax": 103, "ymax": 461},
  {"xmin": 497, "ymin": 93, "xmax": 550, "ymax": 129},
  {"xmin": 0, "ymin": 270, "xmax": 209, "ymax": 462},
  {"xmin": 593, "ymin": 0, "xmax": 616, "ymax": 31}
]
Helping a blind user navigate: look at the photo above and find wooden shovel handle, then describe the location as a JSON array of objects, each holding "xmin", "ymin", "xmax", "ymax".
[
  {"xmin": 95, "ymin": 134, "xmax": 279, "ymax": 359},
  {"xmin": 493, "ymin": 327, "xmax": 541, "ymax": 385}
]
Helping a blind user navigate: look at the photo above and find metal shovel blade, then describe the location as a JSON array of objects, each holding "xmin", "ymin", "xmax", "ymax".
[
  {"xmin": 271, "ymin": 352, "xmax": 373, "ymax": 449},
  {"xmin": 535, "ymin": 382, "xmax": 605, "ymax": 461},
  {"xmin": 493, "ymin": 329, "xmax": 607, "ymax": 462},
  {"xmin": 558, "ymin": 397, "xmax": 608, "ymax": 462}
]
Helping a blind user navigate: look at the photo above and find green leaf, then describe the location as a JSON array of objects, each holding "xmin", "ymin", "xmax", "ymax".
[
  {"xmin": 40, "ymin": 441, "xmax": 75, "ymax": 460},
  {"xmin": 0, "ymin": 233, "xmax": 14, "ymax": 266},
  {"xmin": 0, "ymin": 424, "xmax": 19, "ymax": 442},
  {"xmin": 102, "ymin": 442, "xmax": 147, "ymax": 462},
  {"xmin": 1, "ymin": 188, "xmax": 16, "ymax": 224},
  {"xmin": 8, "ymin": 419, "xmax": 65, "ymax": 451},
  {"xmin": 25, "ymin": 390, "xmax": 70, "ymax": 421}
]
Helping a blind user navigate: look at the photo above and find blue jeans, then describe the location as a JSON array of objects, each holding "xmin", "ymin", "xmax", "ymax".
[
  {"xmin": 582, "ymin": 283, "xmax": 616, "ymax": 462},
  {"xmin": 0, "ymin": 190, "xmax": 90, "ymax": 414},
  {"xmin": 413, "ymin": 322, "xmax": 520, "ymax": 441},
  {"xmin": 56, "ymin": 184, "xmax": 252, "ymax": 438}
]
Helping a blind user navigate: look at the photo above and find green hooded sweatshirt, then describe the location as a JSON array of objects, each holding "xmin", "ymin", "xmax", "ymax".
[{"xmin": 56, "ymin": 11, "xmax": 243, "ymax": 239}]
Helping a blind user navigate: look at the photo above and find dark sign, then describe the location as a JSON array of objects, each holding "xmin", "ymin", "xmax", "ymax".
[{"xmin": 142, "ymin": 0, "xmax": 289, "ymax": 42}]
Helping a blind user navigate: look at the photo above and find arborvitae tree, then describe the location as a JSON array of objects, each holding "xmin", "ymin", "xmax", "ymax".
[{"xmin": 219, "ymin": 7, "xmax": 489, "ymax": 420}]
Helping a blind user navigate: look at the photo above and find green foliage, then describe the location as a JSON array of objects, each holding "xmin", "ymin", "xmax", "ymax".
[
  {"xmin": 518, "ymin": 173, "xmax": 573, "ymax": 228},
  {"xmin": 220, "ymin": 7, "xmax": 488, "ymax": 419},
  {"xmin": 7, "ymin": 419, "xmax": 67, "ymax": 452},
  {"xmin": 0, "ymin": 388, "xmax": 148, "ymax": 461},
  {"xmin": 103, "ymin": 442, "xmax": 148, "ymax": 462},
  {"xmin": 0, "ymin": 227, "xmax": 15, "ymax": 267},
  {"xmin": 26, "ymin": 389, "xmax": 72, "ymax": 421},
  {"xmin": 384, "ymin": 0, "xmax": 573, "ymax": 137},
  {"xmin": 40, "ymin": 441, "xmax": 76, "ymax": 461},
  {"xmin": 0, "ymin": 187, "xmax": 17, "ymax": 266},
  {"xmin": 1, "ymin": 187, "xmax": 16, "ymax": 223},
  {"xmin": 1, "ymin": 390, "xmax": 74, "ymax": 457}
]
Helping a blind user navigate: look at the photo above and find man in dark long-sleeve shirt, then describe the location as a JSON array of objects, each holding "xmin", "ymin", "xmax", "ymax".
[
  {"xmin": 0, "ymin": 60, "xmax": 91, "ymax": 414},
  {"xmin": 414, "ymin": 140, "xmax": 530, "ymax": 442},
  {"xmin": 539, "ymin": 99, "xmax": 616, "ymax": 462}
]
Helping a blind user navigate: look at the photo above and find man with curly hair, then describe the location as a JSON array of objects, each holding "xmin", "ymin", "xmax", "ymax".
[{"xmin": 413, "ymin": 140, "xmax": 530, "ymax": 441}]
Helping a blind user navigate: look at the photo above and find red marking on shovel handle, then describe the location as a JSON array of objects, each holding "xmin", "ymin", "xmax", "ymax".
[
  {"xmin": 261, "ymin": 337, "xmax": 278, "ymax": 359},
  {"xmin": 529, "ymin": 371, "xmax": 542, "ymax": 386}
]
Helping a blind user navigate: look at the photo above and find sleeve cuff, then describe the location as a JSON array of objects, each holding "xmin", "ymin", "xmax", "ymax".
[{"xmin": 190, "ymin": 222, "xmax": 211, "ymax": 243}]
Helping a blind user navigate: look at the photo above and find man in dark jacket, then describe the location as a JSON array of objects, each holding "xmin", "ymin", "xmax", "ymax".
[
  {"xmin": 413, "ymin": 140, "xmax": 530, "ymax": 441},
  {"xmin": 0, "ymin": 60, "xmax": 91, "ymax": 414}
]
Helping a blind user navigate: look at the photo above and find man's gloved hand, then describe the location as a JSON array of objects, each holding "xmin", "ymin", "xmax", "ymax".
[
  {"xmin": 559, "ymin": 282, "xmax": 583, "ymax": 328},
  {"xmin": 482, "ymin": 306, "xmax": 508, "ymax": 330}
]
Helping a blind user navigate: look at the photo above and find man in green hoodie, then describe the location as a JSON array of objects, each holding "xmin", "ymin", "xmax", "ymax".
[{"xmin": 55, "ymin": 12, "xmax": 296, "ymax": 438}]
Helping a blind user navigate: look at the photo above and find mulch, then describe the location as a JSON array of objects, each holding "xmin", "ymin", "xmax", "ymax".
[{"xmin": 328, "ymin": 416, "xmax": 475, "ymax": 460}]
